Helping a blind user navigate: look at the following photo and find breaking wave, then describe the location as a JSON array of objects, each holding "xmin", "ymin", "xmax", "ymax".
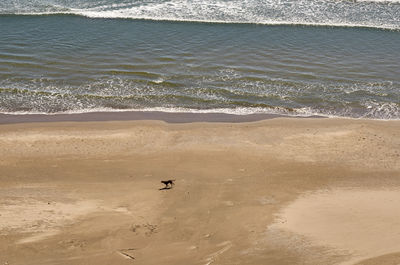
[{"xmin": 1, "ymin": 0, "xmax": 400, "ymax": 30}]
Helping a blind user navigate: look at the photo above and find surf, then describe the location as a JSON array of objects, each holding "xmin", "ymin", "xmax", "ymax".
[{"xmin": 1, "ymin": 0, "xmax": 400, "ymax": 31}]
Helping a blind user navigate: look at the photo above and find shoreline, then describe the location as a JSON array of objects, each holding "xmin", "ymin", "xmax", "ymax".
[{"xmin": 0, "ymin": 111, "xmax": 320, "ymax": 124}]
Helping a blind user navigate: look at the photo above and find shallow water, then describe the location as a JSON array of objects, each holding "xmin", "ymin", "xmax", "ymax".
[{"xmin": 0, "ymin": 0, "xmax": 399, "ymax": 118}]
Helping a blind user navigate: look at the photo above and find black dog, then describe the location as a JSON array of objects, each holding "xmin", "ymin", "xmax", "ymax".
[{"xmin": 161, "ymin": 179, "xmax": 175, "ymax": 189}]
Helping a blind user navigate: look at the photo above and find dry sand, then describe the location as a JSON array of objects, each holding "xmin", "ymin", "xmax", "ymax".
[{"xmin": 0, "ymin": 117, "xmax": 399, "ymax": 265}]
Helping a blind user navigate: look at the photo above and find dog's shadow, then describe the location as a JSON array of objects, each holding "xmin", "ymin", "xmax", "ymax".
[{"xmin": 159, "ymin": 186, "xmax": 172, "ymax": 190}]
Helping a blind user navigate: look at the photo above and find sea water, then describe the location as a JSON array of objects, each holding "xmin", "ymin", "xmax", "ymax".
[{"xmin": 0, "ymin": 0, "xmax": 399, "ymax": 118}]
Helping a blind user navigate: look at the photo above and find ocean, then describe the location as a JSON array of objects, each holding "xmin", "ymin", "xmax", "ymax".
[{"xmin": 0, "ymin": 0, "xmax": 399, "ymax": 119}]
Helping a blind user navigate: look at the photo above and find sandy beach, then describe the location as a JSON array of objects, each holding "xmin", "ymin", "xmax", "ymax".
[{"xmin": 1, "ymin": 116, "xmax": 400, "ymax": 265}]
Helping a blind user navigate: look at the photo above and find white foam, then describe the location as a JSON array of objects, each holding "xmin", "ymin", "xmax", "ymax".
[
  {"xmin": 7, "ymin": 12, "xmax": 399, "ymax": 31},
  {"xmin": 2, "ymin": 106, "xmax": 400, "ymax": 120},
  {"xmin": 2, "ymin": 0, "xmax": 399, "ymax": 31},
  {"xmin": 362, "ymin": 101, "xmax": 400, "ymax": 119},
  {"xmin": 0, "ymin": 107, "xmax": 285, "ymax": 116}
]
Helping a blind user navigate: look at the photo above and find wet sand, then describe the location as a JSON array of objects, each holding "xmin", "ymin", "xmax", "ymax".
[
  {"xmin": 0, "ymin": 111, "xmax": 286, "ymax": 124},
  {"xmin": 0, "ymin": 117, "xmax": 399, "ymax": 265}
]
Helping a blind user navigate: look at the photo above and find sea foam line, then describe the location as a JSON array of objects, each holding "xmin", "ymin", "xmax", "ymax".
[
  {"xmin": 0, "ymin": 12, "xmax": 398, "ymax": 32},
  {"xmin": 1, "ymin": 107, "xmax": 399, "ymax": 121}
]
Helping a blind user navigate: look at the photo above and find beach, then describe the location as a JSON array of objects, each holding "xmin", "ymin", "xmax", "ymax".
[
  {"xmin": 1, "ymin": 0, "xmax": 400, "ymax": 263},
  {"xmin": 1, "ymin": 116, "xmax": 399, "ymax": 265}
]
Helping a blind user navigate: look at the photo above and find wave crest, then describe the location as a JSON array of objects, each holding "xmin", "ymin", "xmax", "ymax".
[{"xmin": 1, "ymin": 0, "xmax": 399, "ymax": 30}]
